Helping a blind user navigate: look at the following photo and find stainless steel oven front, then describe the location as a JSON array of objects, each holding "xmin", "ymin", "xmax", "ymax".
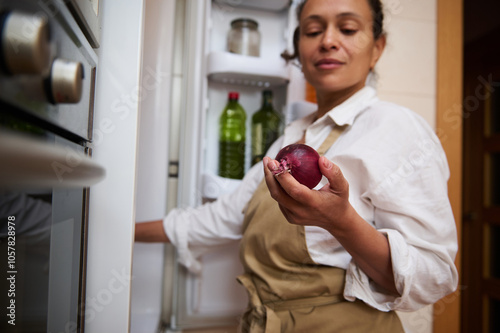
[{"xmin": 0, "ymin": 1, "xmax": 103, "ymax": 332}]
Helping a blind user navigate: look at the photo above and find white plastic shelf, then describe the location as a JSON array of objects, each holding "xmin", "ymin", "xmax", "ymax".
[
  {"xmin": 213, "ymin": 0, "xmax": 289, "ymax": 12},
  {"xmin": 207, "ymin": 51, "xmax": 289, "ymax": 87}
]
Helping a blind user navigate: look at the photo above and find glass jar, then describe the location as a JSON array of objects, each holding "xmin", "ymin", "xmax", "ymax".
[{"xmin": 227, "ymin": 18, "xmax": 260, "ymax": 57}]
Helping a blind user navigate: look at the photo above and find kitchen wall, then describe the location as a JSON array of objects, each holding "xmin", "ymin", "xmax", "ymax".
[{"xmin": 377, "ymin": 0, "xmax": 438, "ymax": 130}]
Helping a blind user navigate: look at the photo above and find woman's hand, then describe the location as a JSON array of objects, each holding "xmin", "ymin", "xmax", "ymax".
[
  {"xmin": 262, "ymin": 155, "xmax": 354, "ymax": 233},
  {"xmin": 263, "ymin": 155, "xmax": 400, "ymax": 295}
]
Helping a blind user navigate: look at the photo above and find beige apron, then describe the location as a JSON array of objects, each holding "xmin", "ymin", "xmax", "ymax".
[{"xmin": 237, "ymin": 126, "xmax": 404, "ymax": 333}]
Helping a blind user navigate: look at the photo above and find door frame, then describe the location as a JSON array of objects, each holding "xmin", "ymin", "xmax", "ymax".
[{"xmin": 434, "ymin": 0, "xmax": 463, "ymax": 332}]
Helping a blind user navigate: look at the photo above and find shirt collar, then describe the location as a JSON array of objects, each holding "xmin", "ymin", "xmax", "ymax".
[
  {"xmin": 323, "ymin": 85, "xmax": 378, "ymax": 127},
  {"xmin": 282, "ymin": 86, "xmax": 378, "ymax": 145}
]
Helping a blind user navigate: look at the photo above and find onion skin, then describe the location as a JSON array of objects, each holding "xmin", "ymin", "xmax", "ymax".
[{"xmin": 273, "ymin": 144, "xmax": 322, "ymax": 189}]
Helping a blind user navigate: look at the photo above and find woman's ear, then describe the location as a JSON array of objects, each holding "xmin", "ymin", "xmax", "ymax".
[{"xmin": 370, "ymin": 34, "xmax": 386, "ymax": 70}]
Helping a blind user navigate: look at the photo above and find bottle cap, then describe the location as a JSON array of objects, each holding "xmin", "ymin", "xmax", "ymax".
[{"xmin": 228, "ymin": 91, "xmax": 239, "ymax": 100}]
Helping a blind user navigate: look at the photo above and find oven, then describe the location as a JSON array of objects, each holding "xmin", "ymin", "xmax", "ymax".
[{"xmin": 0, "ymin": 0, "xmax": 103, "ymax": 332}]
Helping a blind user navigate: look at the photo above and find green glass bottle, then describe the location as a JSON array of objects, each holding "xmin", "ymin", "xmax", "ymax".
[
  {"xmin": 251, "ymin": 90, "xmax": 282, "ymax": 165},
  {"xmin": 219, "ymin": 91, "xmax": 247, "ymax": 179}
]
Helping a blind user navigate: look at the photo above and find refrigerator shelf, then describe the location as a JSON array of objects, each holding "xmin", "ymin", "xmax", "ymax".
[
  {"xmin": 207, "ymin": 51, "xmax": 289, "ymax": 87},
  {"xmin": 213, "ymin": 0, "xmax": 290, "ymax": 12}
]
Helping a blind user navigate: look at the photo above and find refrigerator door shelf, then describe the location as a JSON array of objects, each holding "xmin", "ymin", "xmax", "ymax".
[
  {"xmin": 213, "ymin": 0, "xmax": 290, "ymax": 12},
  {"xmin": 207, "ymin": 51, "xmax": 289, "ymax": 87},
  {"xmin": 202, "ymin": 172, "xmax": 241, "ymax": 200}
]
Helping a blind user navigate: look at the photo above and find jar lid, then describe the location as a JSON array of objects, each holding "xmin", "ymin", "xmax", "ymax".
[{"xmin": 230, "ymin": 18, "xmax": 258, "ymax": 29}]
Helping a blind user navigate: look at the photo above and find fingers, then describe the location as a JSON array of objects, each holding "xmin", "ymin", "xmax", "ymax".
[
  {"xmin": 263, "ymin": 157, "xmax": 293, "ymax": 202},
  {"xmin": 263, "ymin": 156, "xmax": 284, "ymax": 198},
  {"xmin": 263, "ymin": 156, "xmax": 306, "ymax": 224},
  {"xmin": 318, "ymin": 156, "xmax": 349, "ymax": 195},
  {"xmin": 263, "ymin": 155, "xmax": 350, "ymax": 228},
  {"xmin": 263, "ymin": 156, "xmax": 313, "ymax": 204},
  {"xmin": 266, "ymin": 155, "xmax": 348, "ymax": 199}
]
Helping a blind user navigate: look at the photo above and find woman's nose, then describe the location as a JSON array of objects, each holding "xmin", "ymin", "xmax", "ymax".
[{"xmin": 321, "ymin": 27, "xmax": 339, "ymax": 50}]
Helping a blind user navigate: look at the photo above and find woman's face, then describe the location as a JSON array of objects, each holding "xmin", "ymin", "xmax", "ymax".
[{"xmin": 298, "ymin": 0, "xmax": 385, "ymax": 97}]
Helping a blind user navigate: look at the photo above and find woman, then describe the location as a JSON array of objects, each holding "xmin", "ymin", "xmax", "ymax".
[{"xmin": 136, "ymin": 0, "xmax": 459, "ymax": 331}]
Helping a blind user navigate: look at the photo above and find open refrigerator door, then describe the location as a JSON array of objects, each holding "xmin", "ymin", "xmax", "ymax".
[{"xmin": 158, "ymin": 0, "xmax": 311, "ymax": 331}]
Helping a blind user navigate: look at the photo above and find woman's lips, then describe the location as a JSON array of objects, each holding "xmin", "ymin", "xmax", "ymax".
[{"xmin": 315, "ymin": 59, "xmax": 344, "ymax": 69}]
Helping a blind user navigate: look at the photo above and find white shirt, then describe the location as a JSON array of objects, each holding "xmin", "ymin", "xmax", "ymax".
[{"xmin": 163, "ymin": 86, "xmax": 459, "ymax": 312}]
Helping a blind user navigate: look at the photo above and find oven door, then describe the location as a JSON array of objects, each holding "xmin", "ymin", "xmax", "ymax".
[
  {"xmin": 0, "ymin": 130, "xmax": 104, "ymax": 333},
  {"xmin": 0, "ymin": 0, "xmax": 103, "ymax": 331}
]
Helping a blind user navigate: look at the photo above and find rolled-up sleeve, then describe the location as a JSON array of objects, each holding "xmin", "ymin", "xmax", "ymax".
[
  {"xmin": 163, "ymin": 163, "xmax": 264, "ymax": 273},
  {"xmin": 343, "ymin": 134, "xmax": 459, "ymax": 312}
]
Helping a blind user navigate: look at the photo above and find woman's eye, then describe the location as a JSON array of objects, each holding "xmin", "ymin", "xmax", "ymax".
[
  {"xmin": 304, "ymin": 29, "xmax": 322, "ymax": 37},
  {"xmin": 341, "ymin": 28, "xmax": 357, "ymax": 35},
  {"xmin": 306, "ymin": 31, "xmax": 321, "ymax": 37}
]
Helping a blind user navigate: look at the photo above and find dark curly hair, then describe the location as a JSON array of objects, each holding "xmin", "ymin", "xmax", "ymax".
[{"xmin": 281, "ymin": 0, "xmax": 385, "ymax": 62}]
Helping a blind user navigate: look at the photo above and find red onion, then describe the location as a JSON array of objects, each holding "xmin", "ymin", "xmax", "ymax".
[{"xmin": 272, "ymin": 144, "xmax": 322, "ymax": 189}]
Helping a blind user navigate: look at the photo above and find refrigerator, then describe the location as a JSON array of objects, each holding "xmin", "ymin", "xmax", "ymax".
[{"xmin": 131, "ymin": 0, "xmax": 313, "ymax": 332}]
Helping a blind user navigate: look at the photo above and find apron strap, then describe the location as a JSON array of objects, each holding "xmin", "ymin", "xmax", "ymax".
[{"xmin": 316, "ymin": 124, "xmax": 347, "ymax": 156}]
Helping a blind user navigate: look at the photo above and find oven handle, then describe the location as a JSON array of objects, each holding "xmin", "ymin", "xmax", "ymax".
[{"xmin": 0, "ymin": 132, "xmax": 106, "ymax": 189}]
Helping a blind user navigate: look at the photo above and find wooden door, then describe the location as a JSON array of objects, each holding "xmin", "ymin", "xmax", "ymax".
[
  {"xmin": 434, "ymin": 0, "xmax": 463, "ymax": 332},
  {"xmin": 462, "ymin": 25, "xmax": 500, "ymax": 333}
]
